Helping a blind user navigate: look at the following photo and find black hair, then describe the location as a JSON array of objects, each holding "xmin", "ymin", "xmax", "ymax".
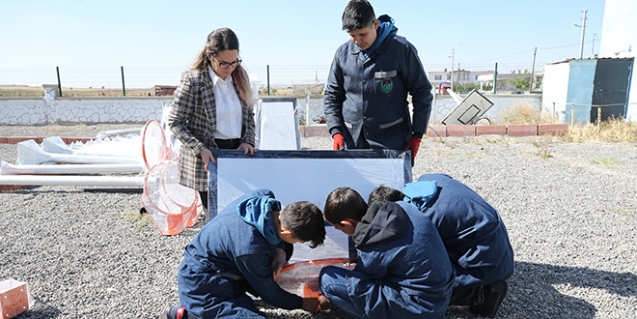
[
  {"xmin": 323, "ymin": 187, "xmax": 368, "ymax": 225},
  {"xmin": 280, "ymin": 201, "xmax": 326, "ymax": 248},
  {"xmin": 341, "ymin": 0, "xmax": 376, "ymax": 32},
  {"xmin": 368, "ymin": 185, "xmax": 404, "ymax": 204}
]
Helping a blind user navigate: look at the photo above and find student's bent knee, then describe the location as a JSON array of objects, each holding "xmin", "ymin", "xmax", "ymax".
[{"xmin": 319, "ymin": 266, "xmax": 348, "ymax": 296}]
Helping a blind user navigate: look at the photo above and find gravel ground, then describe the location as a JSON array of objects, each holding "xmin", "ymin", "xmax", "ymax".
[{"xmin": 1, "ymin": 124, "xmax": 636, "ymax": 319}]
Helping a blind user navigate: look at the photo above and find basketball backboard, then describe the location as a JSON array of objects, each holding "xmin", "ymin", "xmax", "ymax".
[{"xmin": 441, "ymin": 89, "xmax": 494, "ymax": 125}]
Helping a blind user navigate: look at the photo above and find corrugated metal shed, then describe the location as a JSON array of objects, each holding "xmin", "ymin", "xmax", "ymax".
[{"xmin": 542, "ymin": 57, "xmax": 634, "ymax": 124}]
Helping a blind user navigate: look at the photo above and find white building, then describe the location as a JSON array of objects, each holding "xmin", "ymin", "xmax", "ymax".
[{"xmin": 598, "ymin": 0, "xmax": 637, "ymax": 121}]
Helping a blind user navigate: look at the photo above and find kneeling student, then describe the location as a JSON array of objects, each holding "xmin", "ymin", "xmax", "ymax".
[
  {"xmin": 161, "ymin": 189, "xmax": 328, "ymax": 319},
  {"xmin": 319, "ymin": 187, "xmax": 454, "ymax": 319},
  {"xmin": 369, "ymin": 173, "xmax": 514, "ymax": 318}
]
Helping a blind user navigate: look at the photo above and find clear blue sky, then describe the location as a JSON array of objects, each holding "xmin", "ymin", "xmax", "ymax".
[{"xmin": 2, "ymin": 0, "xmax": 606, "ymax": 86}]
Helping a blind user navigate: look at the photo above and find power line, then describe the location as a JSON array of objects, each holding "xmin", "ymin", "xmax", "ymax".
[
  {"xmin": 463, "ymin": 41, "xmax": 583, "ymax": 65},
  {"xmin": 466, "ymin": 49, "xmax": 536, "ymax": 64},
  {"xmin": 538, "ymin": 41, "xmax": 582, "ymax": 50}
]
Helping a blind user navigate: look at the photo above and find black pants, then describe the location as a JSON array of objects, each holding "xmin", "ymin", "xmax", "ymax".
[{"xmin": 215, "ymin": 138, "xmax": 241, "ymax": 149}]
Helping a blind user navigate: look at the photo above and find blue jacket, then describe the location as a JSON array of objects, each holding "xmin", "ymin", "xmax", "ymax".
[
  {"xmin": 405, "ymin": 174, "xmax": 515, "ymax": 288},
  {"xmin": 177, "ymin": 189, "xmax": 302, "ymax": 318},
  {"xmin": 324, "ymin": 15, "xmax": 433, "ymax": 150},
  {"xmin": 347, "ymin": 201, "xmax": 453, "ymax": 319}
]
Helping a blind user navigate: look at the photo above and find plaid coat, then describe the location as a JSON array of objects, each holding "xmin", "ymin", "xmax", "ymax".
[{"xmin": 168, "ymin": 67, "xmax": 256, "ymax": 191}]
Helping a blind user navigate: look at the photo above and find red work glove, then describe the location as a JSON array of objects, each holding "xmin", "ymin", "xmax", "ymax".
[
  {"xmin": 406, "ymin": 136, "xmax": 422, "ymax": 161},
  {"xmin": 332, "ymin": 133, "xmax": 344, "ymax": 150}
]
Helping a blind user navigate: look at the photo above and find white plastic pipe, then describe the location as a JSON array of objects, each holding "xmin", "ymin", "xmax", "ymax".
[
  {"xmin": 18, "ymin": 140, "xmax": 141, "ymax": 165},
  {"xmin": 1, "ymin": 161, "xmax": 143, "ymax": 175},
  {"xmin": 0, "ymin": 175, "xmax": 143, "ymax": 186}
]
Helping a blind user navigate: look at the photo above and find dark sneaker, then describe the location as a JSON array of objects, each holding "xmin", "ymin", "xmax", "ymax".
[
  {"xmin": 159, "ymin": 304, "xmax": 186, "ymax": 319},
  {"xmin": 469, "ymin": 280, "xmax": 508, "ymax": 318}
]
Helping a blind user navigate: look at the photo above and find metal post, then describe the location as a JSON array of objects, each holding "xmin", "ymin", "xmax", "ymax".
[
  {"xmin": 120, "ymin": 66, "xmax": 126, "ymax": 96},
  {"xmin": 597, "ymin": 105, "xmax": 602, "ymax": 129},
  {"xmin": 571, "ymin": 104, "xmax": 575, "ymax": 126},
  {"xmin": 575, "ymin": 10, "xmax": 588, "ymax": 59},
  {"xmin": 449, "ymin": 49, "xmax": 455, "ymax": 91},
  {"xmin": 56, "ymin": 66, "xmax": 62, "ymax": 97},
  {"xmin": 267, "ymin": 65, "xmax": 271, "ymax": 96},
  {"xmin": 530, "ymin": 47, "xmax": 537, "ymax": 92},
  {"xmin": 493, "ymin": 63, "xmax": 498, "ymax": 94},
  {"xmin": 305, "ymin": 89, "xmax": 310, "ymax": 126}
]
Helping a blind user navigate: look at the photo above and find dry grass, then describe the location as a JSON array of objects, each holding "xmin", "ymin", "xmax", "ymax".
[
  {"xmin": 1, "ymin": 86, "xmax": 302, "ymax": 98},
  {"xmin": 0, "ymin": 86, "xmax": 44, "ymax": 97},
  {"xmin": 499, "ymin": 102, "xmax": 542, "ymax": 124},
  {"xmin": 1, "ymin": 86, "xmax": 158, "ymax": 97},
  {"xmin": 562, "ymin": 119, "xmax": 637, "ymax": 143},
  {"xmin": 498, "ymin": 103, "xmax": 637, "ymax": 143}
]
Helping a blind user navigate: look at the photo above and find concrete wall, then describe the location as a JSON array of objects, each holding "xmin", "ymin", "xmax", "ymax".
[
  {"xmin": 0, "ymin": 96, "xmax": 168, "ymax": 125},
  {"xmin": 431, "ymin": 93, "xmax": 542, "ymax": 123},
  {"xmin": 0, "ymin": 87, "xmax": 540, "ymax": 126}
]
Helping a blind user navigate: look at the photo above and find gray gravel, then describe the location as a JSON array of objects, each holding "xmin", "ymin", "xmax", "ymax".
[{"xmin": 1, "ymin": 125, "xmax": 636, "ymax": 319}]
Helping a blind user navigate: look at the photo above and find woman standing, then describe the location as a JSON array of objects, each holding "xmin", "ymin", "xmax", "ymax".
[{"xmin": 169, "ymin": 28, "xmax": 257, "ymax": 213}]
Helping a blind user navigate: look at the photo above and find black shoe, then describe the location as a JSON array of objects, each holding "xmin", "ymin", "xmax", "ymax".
[
  {"xmin": 159, "ymin": 304, "xmax": 186, "ymax": 319},
  {"xmin": 469, "ymin": 281, "xmax": 508, "ymax": 318}
]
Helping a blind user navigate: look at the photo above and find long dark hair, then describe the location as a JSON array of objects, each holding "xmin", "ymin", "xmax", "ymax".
[{"xmin": 191, "ymin": 28, "xmax": 253, "ymax": 105}]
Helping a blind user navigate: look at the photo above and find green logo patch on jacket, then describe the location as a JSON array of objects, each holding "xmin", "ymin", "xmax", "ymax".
[{"xmin": 380, "ymin": 79, "xmax": 393, "ymax": 94}]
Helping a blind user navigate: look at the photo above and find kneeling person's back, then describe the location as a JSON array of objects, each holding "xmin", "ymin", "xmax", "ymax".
[{"xmin": 320, "ymin": 186, "xmax": 453, "ymax": 319}]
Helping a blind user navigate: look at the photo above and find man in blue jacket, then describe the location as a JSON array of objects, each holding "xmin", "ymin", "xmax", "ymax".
[
  {"xmin": 324, "ymin": 0, "xmax": 433, "ymax": 164},
  {"xmin": 160, "ymin": 189, "xmax": 327, "ymax": 319},
  {"xmin": 318, "ymin": 187, "xmax": 454, "ymax": 319},
  {"xmin": 369, "ymin": 173, "xmax": 514, "ymax": 318}
]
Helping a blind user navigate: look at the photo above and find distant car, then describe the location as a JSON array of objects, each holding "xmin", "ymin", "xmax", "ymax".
[{"xmin": 437, "ymin": 82, "xmax": 451, "ymax": 95}]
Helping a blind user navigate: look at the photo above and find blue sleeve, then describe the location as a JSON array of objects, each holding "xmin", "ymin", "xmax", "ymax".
[
  {"xmin": 403, "ymin": 42, "xmax": 432, "ymax": 137},
  {"xmin": 324, "ymin": 50, "xmax": 346, "ymax": 137},
  {"xmin": 235, "ymin": 253, "xmax": 303, "ymax": 310}
]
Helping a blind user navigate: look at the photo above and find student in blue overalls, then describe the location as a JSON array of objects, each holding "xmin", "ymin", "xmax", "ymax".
[
  {"xmin": 368, "ymin": 173, "xmax": 515, "ymax": 318},
  {"xmin": 160, "ymin": 189, "xmax": 328, "ymax": 319},
  {"xmin": 318, "ymin": 187, "xmax": 454, "ymax": 319}
]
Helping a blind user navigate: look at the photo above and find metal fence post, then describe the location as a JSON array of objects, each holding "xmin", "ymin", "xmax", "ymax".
[
  {"xmin": 597, "ymin": 105, "xmax": 602, "ymax": 131},
  {"xmin": 56, "ymin": 66, "xmax": 62, "ymax": 97},
  {"xmin": 121, "ymin": 66, "xmax": 126, "ymax": 96},
  {"xmin": 552, "ymin": 102, "xmax": 556, "ymax": 124},
  {"xmin": 267, "ymin": 65, "xmax": 271, "ymax": 96}
]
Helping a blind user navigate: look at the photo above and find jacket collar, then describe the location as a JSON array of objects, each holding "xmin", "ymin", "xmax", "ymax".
[{"xmin": 353, "ymin": 201, "xmax": 406, "ymax": 247}]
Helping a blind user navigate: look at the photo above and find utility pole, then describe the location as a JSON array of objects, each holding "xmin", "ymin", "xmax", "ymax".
[
  {"xmin": 530, "ymin": 47, "xmax": 537, "ymax": 92},
  {"xmin": 591, "ymin": 33, "xmax": 598, "ymax": 56},
  {"xmin": 574, "ymin": 10, "xmax": 588, "ymax": 59},
  {"xmin": 448, "ymin": 49, "xmax": 455, "ymax": 91},
  {"xmin": 493, "ymin": 63, "xmax": 498, "ymax": 95}
]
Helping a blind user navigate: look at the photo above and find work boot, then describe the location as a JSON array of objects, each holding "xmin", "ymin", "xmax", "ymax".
[
  {"xmin": 159, "ymin": 304, "xmax": 186, "ymax": 319},
  {"xmin": 469, "ymin": 280, "xmax": 508, "ymax": 318}
]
